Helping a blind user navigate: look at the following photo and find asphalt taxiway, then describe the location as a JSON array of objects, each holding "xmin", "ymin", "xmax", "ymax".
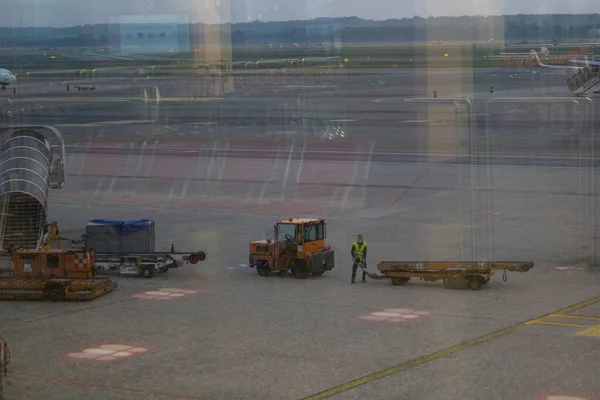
[{"xmin": 2, "ymin": 66, "xmax": 600, "ymax": 400}]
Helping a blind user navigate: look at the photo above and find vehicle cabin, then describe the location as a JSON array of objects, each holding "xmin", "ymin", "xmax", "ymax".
[{"xmin": 274, "ymin": 217, "xmax": 328, "ymax": 255}]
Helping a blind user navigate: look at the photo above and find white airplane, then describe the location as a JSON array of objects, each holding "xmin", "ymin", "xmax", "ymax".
[
  {"xmin": 531, "ymin": 49, "xmax": 600, "ymax": 71},
  {"xmin": 0, "ymin": 69, "xmax": 16, "ymax": 90},
  {"xmin": 530, "ymin": 49, "xmax": 600, "ymax": 96}
]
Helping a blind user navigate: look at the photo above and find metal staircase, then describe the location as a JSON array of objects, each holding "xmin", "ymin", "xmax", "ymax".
[
  {"xmin": 0, "ymin": 193, "xmax": 45, "ymax": 249},
  {"xmin": 566, "ymin": 66, "xmax": 600, "ymax": 96},
  {"xmin": 0, "ymin": 126, "xmax": 66, "ymax": 251}
]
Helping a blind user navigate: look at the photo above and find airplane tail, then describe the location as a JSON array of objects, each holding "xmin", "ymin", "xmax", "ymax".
[{"xmin": 530, "ymin": 49, "xmax": 542, "ymax": 67}]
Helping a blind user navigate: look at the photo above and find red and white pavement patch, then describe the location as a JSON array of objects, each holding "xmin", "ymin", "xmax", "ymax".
[
  {"xmin": 535, "ymin": 395, "xmax": 598, "ymax": 400},
  {"xmin": 360, "ymin": 308, "xmax": 430, "ymax": 322},
  {"xmin": 64, "ymin": 344, "xmax": 153, "ymax": 361},
  {"xmin": 132, "ymin": 288, "xmax": 198, "ymax": 300},
  {"xmin": 555, "ymin": 266, "xmax": 585, "ymax": 272}
]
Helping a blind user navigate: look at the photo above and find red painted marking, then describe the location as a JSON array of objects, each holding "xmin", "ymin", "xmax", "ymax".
[
  {"xmin": 80, "ymin": 154, "xmax": 128, "ymax": 177},
  {"xmin": 389, "ymin": 169, "xmax": 428, "ymax": 207},
  {"xmin": 297, "ymin": 140, "xmax": 365, "ymax": 186}
]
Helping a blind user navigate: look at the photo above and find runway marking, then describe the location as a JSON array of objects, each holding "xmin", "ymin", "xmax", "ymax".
[
  {"xmin": 525, "ymin": 311, "xmax": 600, "ymax": 328},
  {"xmin": 555, "ymin": 266, "xmax": 586, "ymax": 272},
  {"xmin": 64, "ymin": 344, "xmax": 152, "ymax": 362},
  {"xmin": 525, "ymin": 320, "xmax": 585, "ymax": 328},
  {"xmin": 576, "ymin": 325, "xmax": 600, "ymax": 337},
  {"xmin": 549, "ymin": 314, "xmax": 600, "ymax": 321},
  {"xmin": 302, "ymin": 295, "xmax": 600, "ymax": 400},
  {"xmin": 359, "ymin": 309, "xmax": 430, "ymax": 322},
  {"xmin": 537, "ymin": 396, "xmax": 596, "ymax": 400},
  {"xmin": 132, "ymin": 288, "xmax": 199, "ymax": 300}
]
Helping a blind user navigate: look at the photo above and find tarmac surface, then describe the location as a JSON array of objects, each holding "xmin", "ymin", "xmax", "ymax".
[{"xmin": 2, "ymin": 66, "xmax": 600, "ymax": 400}]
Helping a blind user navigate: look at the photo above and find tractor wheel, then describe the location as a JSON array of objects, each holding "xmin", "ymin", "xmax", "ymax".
[
  {"xmin": 291, "ymin": 261, "xmax": 309, "ymax": 279},
  {"xmin": 257, "ymin": 262, "xmax": 271, "ymax": 277},
  {"xmin": 466, "ymin": 276, "xmax": 484, "ymax": 290}
]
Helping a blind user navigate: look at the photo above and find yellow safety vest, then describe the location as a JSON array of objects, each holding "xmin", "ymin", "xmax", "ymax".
[{"xmin": 353, "ymin": 241, "xmax": 367, "ymax": 260}]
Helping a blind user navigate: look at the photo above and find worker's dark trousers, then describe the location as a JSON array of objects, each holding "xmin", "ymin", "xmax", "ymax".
[{"xmin": 352, "ymin": 260, "xmax": 367, "ymax": 282}]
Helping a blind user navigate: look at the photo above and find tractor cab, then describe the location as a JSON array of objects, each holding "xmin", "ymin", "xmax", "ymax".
[
  {"xmin": 249, "ymin": 217, "xmax": 335, "ymax": 279},
  {"xmin": 274, "ymin": 217, "xmax": 327, "ymax": 253}
]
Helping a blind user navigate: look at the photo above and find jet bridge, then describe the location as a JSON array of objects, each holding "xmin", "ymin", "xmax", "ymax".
[{"xmin": 0, "ymin": 126, "xmax": 66, "ymax": 251}]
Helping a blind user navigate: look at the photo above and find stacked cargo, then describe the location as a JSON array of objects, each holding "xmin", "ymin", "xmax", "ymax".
[{"xmin": 85, "ymin": 219, "xmax": 155, "ymax": 254}]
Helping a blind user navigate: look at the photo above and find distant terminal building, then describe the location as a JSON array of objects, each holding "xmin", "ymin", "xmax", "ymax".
[
  {"xmin": 109, "ymin": 14, "xmax": 191, "ymax": 56},
  {"xmin": 108, "ymin": 8, "xmax": 233, "ymax": 96}
]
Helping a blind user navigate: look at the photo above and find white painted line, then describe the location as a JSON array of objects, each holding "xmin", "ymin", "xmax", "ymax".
[
  {"xmin": 281, "ymin": 142, "xmax": 295, "ymax": 202},
  {"xmin": 296, "ymin": 141, "xmax": 307, "ymax": 184},
  {"xmin": 94, "ymin": 177, "xmax": 105, "ymax": 196}
]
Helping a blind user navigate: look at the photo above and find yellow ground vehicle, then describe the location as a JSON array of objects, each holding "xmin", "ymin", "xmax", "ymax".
[
  {"xmin": 248, "ymin": 217, "xmax": 335, "ymax": 278},
  {"xmin": 0, "ymin": 248, "xmax": 117, "ymax": 301},
  {"xmin": 365, "ymin": 260, "xmax": 534, "ymax": 290}
]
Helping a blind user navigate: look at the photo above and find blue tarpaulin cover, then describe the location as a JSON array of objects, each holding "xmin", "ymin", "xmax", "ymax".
[{"xmin": 88, "ymin": 219, "xmax": 152, "ymax": 236}]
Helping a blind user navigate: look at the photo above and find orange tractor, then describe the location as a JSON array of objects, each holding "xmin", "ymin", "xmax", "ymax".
[
  {"xmin": 0, "ymin": 248, "xmax": 117, "ymax": 301},
  {"xmin": 248, "ymin": 217, "xmax": 335, "ymax": 279}
]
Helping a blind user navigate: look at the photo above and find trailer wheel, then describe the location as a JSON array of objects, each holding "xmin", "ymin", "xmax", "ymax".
[
  {"xmin": 141, "ymin": 267, "xmax": 155, "ymax": 278},
  {"xmin": 466, "ymin": 276, "xmax": 484, "ymax": 290},
  {"xmin": 257, "ymin": 262, "xmax": 271, "ymax": 277},
  {"xmin": 391, "ymin": 278, "xmax": 409, "ymax": 286}
]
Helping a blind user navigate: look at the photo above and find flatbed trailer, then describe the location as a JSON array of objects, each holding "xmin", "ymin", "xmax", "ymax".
[
  {"xmin": 93, "ymin": 250, "xmax": 206, "ymax": 278},
  {"xmin": 364, "ymin": 260, "xmax": 534, "ymax": 290},
  {"xmin": 47, "ymin": 220, "xmax": 207, "ymax": 278}
]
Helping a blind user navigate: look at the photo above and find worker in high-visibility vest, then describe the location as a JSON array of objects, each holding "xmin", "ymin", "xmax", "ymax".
[{"xmin": 351, "ymin": 234, "xmax": 367, "ymax": 284}]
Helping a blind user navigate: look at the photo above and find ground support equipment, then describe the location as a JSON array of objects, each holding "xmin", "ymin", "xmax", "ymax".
[{"xmin": 363, "ymin": 261, "xmax": 534, "ymax": 290}]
